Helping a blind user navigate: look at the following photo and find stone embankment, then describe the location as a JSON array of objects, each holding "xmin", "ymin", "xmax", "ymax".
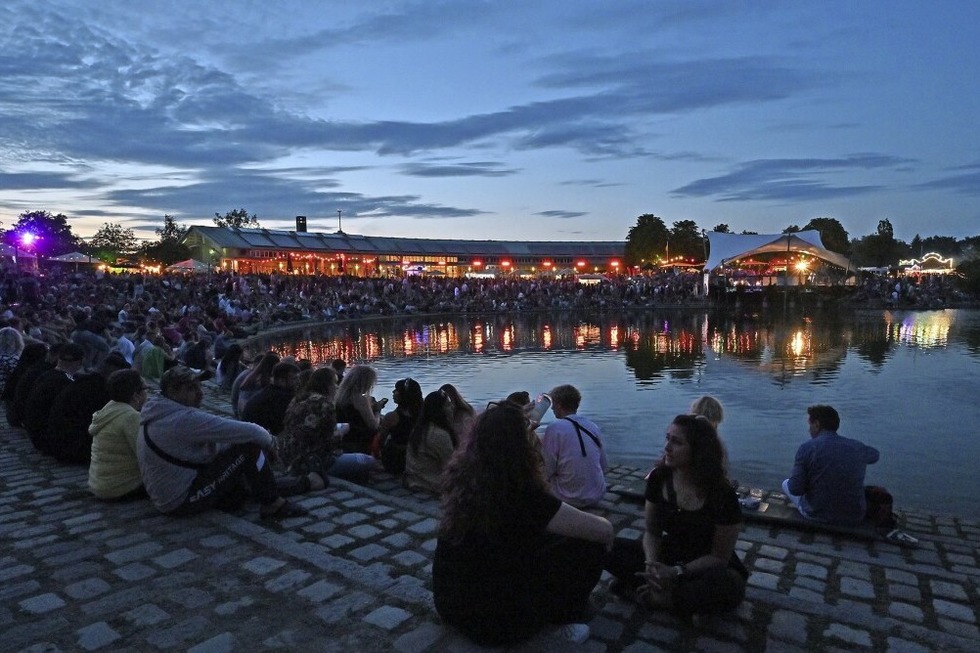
[{"xmin": 1, "ymin": 384, "xmax": 977, "ymax": 652}]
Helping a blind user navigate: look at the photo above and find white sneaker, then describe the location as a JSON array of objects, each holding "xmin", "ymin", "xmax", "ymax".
[{"xmin": 557, "ymin": 623, "xmax": 590, "ymax": 644}]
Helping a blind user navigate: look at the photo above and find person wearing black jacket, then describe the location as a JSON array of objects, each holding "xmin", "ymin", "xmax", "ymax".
[
  {"xmin": 41, "ymin": 353, "xmax": 132, "ymax": 463},
  {"xmin": 241, "ymin": 361, "xmax": 300, "ymax": 435}
]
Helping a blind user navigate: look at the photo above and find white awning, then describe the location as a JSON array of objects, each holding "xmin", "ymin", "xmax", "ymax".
[{"xmin": 705, "ymin": 231, "xmax": 853, "ymax": 272}]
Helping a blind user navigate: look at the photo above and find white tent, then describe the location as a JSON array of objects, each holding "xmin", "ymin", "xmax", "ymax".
[
  {"xmin": 166, "ymin": 258, "xmax": 210, "ymax": 273},
  {"xmin": 704, "ymin": 230, "xmax": 853, "ymax": 272},
  {"xmin": 0, "ymin": 243, "xmax": 36, "ymax": 258},
  {"xmin": 48, "ymin": 251, "xmax": 96, "ymax": 263}
]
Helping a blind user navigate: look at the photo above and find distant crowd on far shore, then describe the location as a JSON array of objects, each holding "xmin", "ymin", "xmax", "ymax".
[{"xmin": 0, "ymin": 265, "xmax": 972, "ymax": 359}]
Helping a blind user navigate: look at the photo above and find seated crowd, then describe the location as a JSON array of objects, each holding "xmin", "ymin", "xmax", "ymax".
[{"xmin": 1, "ymin": 268, "xmax": 885, "ymax": 644}]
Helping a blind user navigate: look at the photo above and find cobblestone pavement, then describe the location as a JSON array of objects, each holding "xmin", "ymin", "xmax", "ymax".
[{"xmin": 1, "ymin": 386, "xmax": 978, "ymax": 652}]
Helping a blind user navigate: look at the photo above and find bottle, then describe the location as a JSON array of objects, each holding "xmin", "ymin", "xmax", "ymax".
[{"xmin": 527, "ymin": 393, "xmax": 552, "ymax": 424}]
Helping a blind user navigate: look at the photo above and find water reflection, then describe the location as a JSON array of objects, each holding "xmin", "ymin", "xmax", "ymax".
[
  {"xmin": 256, "ymin": 309, "xmax": 980, "ymax": 517},
  {"xmin": 254, "ymin": 309, "xmax": 970, "ymax": 383}
]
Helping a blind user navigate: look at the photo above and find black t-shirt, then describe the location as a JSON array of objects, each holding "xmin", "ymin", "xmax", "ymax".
[
  {"xmin": 433, "ymin": 487, "xmax": 562, "ymax": 632},
  {"xmin": 645, "ymin": 466, "xmax": 747, "ymax": 576}
]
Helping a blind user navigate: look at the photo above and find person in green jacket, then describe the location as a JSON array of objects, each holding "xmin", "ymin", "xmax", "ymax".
[{"xmin": 88, "ymin": 369, "xmax": 148, "ymax": 500}]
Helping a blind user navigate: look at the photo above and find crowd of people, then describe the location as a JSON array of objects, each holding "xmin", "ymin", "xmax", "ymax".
[{"xmin": 0, "ymin": 263, "xmax": 892, "ymax": 646}]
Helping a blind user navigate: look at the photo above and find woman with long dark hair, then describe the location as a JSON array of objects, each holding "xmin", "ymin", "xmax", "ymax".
[
  {"xmin": 216, "ymin": 343, "xmax": 246, "ymax": 393},
  {"xmin": 402, "ymin": 390, "xmax": 455, "ymax": 493},
  {"xmin": 433, "ymin": 401, "xmax": 613, "ymax": 646},
  {"xmin": 604, "ymin": 414, "xmax": 748, "ymax": 618},
  {"xmin": 377, "ymin": 377, "xmax": 423, "ymax": 474}
]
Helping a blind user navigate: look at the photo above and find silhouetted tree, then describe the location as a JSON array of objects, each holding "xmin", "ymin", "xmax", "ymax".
[
  {"xmin": 625, "ymin": 214, "xmax": 669, "ymax": 266},
  {"xmin": 214, "ymin": 208, "xmax": 259, "ymax": 229},
  {"xmin": 88, "ymin": 223, "xmax": 138, "ymax": 263},
  {"xmin": 802, "ymin": 217, "xmax": 850, "ymax": 254},
  {"xmin": 1, "ymin": 210, "xmax": 80, "ymax": 256}
]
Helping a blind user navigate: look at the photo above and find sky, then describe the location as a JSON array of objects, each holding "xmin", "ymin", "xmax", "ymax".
[{"xmin": 2, "ymin": 0, "xmax": 979, "ymax": 246}]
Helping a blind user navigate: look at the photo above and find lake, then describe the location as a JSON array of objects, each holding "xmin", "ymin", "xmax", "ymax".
[{"xmin": 251, "ymin": 307, "xmax": 980, "ymax": 519}]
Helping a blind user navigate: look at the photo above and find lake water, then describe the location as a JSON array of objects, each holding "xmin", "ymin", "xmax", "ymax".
[{"xmin": 252, "ymin": 308, "xmax": 980, "ymax": 519}]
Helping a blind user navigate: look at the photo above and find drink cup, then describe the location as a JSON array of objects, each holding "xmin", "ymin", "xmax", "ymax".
[{"xmin": 527, "ymin": 393, "xmax": 552, "ymax": 424}]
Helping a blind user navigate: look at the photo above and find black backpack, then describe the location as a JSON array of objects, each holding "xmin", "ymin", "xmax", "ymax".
[{"xmin": 864, "ymin": 485, "xmax": 897, "ymax": 530}]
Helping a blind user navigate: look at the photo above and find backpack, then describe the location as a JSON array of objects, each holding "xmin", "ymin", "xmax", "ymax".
[{"xmin": 864, "ymin": 485, "xmax": 897, "ymax": 530}]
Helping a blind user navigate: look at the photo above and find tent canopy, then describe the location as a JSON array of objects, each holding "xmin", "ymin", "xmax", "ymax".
[
  {"xmin": 705, "ymin": 231, "xmax": 853, "ymax": 272},
  {"xmin": 0, "ymin": 243, "xmax": 36, "ymax": 258},
  {"xmin": 48, "ymin": 251, "xmax": 95, "ymax": 263},
  {"xmin": 166, "ymin": 258, "xmax": 210, "ymax": 273}
]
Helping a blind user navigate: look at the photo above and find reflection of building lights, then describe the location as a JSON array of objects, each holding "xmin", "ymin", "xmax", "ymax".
[{"xmin": 790, "ymin": 331, "xmax": 806, "ymax": 357}]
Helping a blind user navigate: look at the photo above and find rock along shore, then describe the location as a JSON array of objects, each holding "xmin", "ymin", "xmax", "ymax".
[{"xmin": 1, "ymin": 381, "xmax": 978, "ymax": 652}]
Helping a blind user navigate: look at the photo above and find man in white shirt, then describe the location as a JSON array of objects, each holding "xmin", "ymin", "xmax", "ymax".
[{"xmin": 539, "ymin": 384, "xmax": 608, "ymax": 507}]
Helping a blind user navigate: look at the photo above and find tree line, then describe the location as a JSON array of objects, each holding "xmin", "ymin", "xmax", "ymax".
[
  {"xmin": 0, "ymin": 209, "xmax": 260, "ymax": 267},
  {"xmin": 625, "ymin": 214, "xmax": 980, "ymax": 269}
]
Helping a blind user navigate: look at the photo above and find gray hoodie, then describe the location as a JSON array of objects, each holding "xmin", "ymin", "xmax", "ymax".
[{"xmin": 137, "ymin": 394, "xmax": 273, "ymax": 513}]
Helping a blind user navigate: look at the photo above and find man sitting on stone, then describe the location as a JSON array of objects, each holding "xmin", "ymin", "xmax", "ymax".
[
  {"xmin": 539, "ymin": 384, "xmax": 608, "ymax": 507},
  {"xmin": 783, "ymin": 404, "xmax": 880, "ymax": 526},
  {"xmin": 241, "ymin": 361, "xmax": 300, "ymax": 435},
  {"xmin": 137, "ymin": 366, "xmax": 305, "ymax": 520}
]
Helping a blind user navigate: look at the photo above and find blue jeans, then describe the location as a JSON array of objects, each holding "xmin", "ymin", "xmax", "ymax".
[{"xmin": 328, "ymin": 453, "xmax": 375, "ymax": 481}]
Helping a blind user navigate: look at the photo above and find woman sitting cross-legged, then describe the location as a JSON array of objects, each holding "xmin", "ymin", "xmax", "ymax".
[
  {"xmin": 604, "ymin": 414, "xmax": 748, "ymax": 619},
  {"xmin": 433, "ymin": 401, "xmax": 613, "ymax": 646}
]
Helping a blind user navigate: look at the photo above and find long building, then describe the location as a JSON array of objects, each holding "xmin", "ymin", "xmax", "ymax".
[{"xmin": 184, "ymin": 222, "xmax": 626, "ymax": 277}]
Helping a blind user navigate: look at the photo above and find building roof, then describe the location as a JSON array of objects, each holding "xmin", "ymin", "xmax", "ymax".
[{"xmin": 185, "ymin": 225, "xmax": 624, "ymax": 259}]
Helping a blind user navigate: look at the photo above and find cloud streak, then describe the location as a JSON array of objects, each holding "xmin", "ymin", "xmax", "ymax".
[{"xmin": 671, "ymin": 155, "xmax": 914, "ymax": 202}]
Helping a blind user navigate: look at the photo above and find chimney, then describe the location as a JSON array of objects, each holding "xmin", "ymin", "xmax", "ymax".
[{"xmin": 296, "ymin": 215, "xmax": 307, "ymax": 232}]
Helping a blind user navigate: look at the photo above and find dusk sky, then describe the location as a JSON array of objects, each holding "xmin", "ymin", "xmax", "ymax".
[{"xmin": 2, "ymin": 1, "xmax": 979, "ymax": 245}]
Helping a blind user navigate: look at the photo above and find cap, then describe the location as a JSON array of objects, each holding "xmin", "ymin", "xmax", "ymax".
[{"xmin": 160, "ymin": 366, "xmax": 213, "ymax": 396}]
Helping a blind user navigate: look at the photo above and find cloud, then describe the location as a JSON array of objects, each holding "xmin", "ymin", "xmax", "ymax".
[
  {"xmin": 400, "ymin": 161, "xmax": 518, "ymax": 177},
  {"xmin": 671, "ymin": 154, "xmax": 913, "ymax": 201},
  {"xmin": 0, "ymin": 170, "xmax": 98, "ymax": 190},
  {"xmin": 535, "ymin": 210, "xmax": 587, "ymax": 219},
  {"xmin": 104, "ymin": 168, "xmax": 485, "ymax": 223},
  {"xmin": 916, "ymin": 162, "xmax": 980, "ymax": 196}
]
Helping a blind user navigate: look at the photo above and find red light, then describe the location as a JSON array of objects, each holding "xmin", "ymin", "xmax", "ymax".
[
  {"xmin": 501, "ymin": 260, "xmax": 511, "ymax": 268},
  {"xmin": 576, "ymin": 260, "xmax": 586, "ymax": 268},
  {"xmin": 543, "ymin": 260, "xmax": 552, "ymax": 267},
  {"xmin": 472, "ymin": 260, "xmax": 482, "ymax": 267},
  {"xmin": 611, "ymin": 260, "xmax": 620, "ymax": 268}
]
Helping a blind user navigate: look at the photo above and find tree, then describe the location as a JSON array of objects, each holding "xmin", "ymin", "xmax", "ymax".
[
  {"xmin": 850, "ymin": 220, "xmax": 908, "ymax": 267},
  {"xmin": 88, "ymin": 223, "xmax": 138, "ymax": 263},
  {"xmin": 214, "ymin": 208, "xmax": 259, "ymax": 229},
  {"xmin": 157, "ymin": 214, "xmax": 188, "ymax": 243},
  {"xmin": 801, "ymin": 217, "xmax": 850, "ymax": 255},
  {"xmin": 138, "ymin": 214, "xmax": 191, "ymax": 266},
  {"xmin": 783, "ymin": 225, "xmax": 802, "ymax": 233},
  {"xmin": 624, "ymin": 214, "xmax": 669, "ymax": 266},
  {"xmin": 1, "ymin": 210, "xmax": 81, "ymax": 256},
  {"xmin": 876, "ymin": 219, "xmax": 894, "ymax": 239},
  {"xmin": 669, "ymin": 220, "xmax": 704, "ymax": 262},
  {"xmin": 711, "ymin": 224, "xmax": 730, "ymax": 233}
]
